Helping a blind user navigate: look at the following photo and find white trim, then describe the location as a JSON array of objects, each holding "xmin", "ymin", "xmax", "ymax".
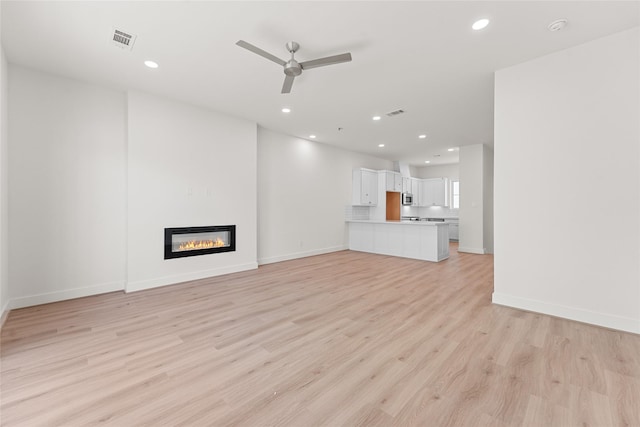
[
  {"xmin": 457, "ymin": 246, "xmax": 486, "ymax": 254},
  {"xmin": 492, "ymin": 292, "xmax": 640, "ymax": 335},
  {"xmin": 1, "ymin": 299, "xmax": 9, "ymax": 316},
  {"xmin": 8, "ymin": 280, "xmax": 125, "ymax": 310},
  {"xmin": 258, "ymin": 245, "xmax": 348, "ymax": 265},
  {"xmin": 0, "ymin": 300, "xmax": 10, "ymax": 328},
  {"xmin": 125, "ymin": 262, "xmax": 258, "ymax": 293}
]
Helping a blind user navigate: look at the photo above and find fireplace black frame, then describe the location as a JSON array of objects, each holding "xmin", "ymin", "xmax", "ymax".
[{"xmin": 164, "ymin": 225, "xmax": 236, "ymax": 260}]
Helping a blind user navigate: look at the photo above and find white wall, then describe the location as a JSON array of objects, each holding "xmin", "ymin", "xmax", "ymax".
[
  {"xmin": 8, "ymin": 66, "xmax": 127, "ymax": 308},
  {"xmin": 0, "ymin": 43, "xmax": 9, "ymax": 320},
  {"xmin": 458, "ymin": 144, "xmax": 489, "ymax": 254},
  {"xmin": 6, "ymin": 69, "xmax": 259, "ymax": 307},
  {"xmin": 494, "ymin": 27, "xmax": 640, "ymax": 334},
  {"xmin": 414, "ymin": 164, "xmax": 459, "ymax": 181},
  {"xmin": 127, "ymin": 91, "xmax": 257, "ymax": 291},
  {"xmin": 483, "ymin": 146, "xmax": 494, "ymax": 254},
  {"xmin": 257, "ymin": 127, "xmax": 392, "ymax": 264}
]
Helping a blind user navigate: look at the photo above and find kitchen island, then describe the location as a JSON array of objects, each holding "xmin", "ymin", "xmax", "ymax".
[{"xmin": 346, "ymin": 220, "xmax": 449, "ymax": 262}]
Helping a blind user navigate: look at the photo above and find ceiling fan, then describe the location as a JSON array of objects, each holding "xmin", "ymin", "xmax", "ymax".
[{"xmin": 236, "ymin": 40, "xmax": 352, "ymax": 94}]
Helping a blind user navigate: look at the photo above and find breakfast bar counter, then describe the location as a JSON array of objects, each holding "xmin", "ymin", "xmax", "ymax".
[{"xmin": 346, "ymin": 220, "xmax": 449, "ymax": 262}]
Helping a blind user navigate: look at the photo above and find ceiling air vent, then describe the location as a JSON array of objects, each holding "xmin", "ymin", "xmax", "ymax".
[
  {"xmin": 111, "ymin": 28, "xmax": 137, "ymax": 50},
  {"xmin": 386, "ymin": 109, "xmax": 405, "ymax": 117}
]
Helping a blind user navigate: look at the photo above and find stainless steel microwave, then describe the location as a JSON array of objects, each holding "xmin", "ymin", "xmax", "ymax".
[{"xmin": 402, "ymin": 193, "xmax": 413, "ymax": 205}]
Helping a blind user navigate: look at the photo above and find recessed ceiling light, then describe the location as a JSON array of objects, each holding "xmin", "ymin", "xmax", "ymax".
[
  {"xmin": 372, "ymin": 116, "xmax": 381, "ymax": 121},
  {"xmin": 281, "ymin": 108, "xmax": 291, "ymax": 113},
  {"xmin": 472, "ymin": 18, "xmax": 490, "ymax": 31},
  {"xmin": 425, "ymin": 160, "xmax": 431, "ymax": 164},
  {"xmin": 378, "ymin": 144, "xmax": 385, "ymax": 148},
  {"xmin": 548, "ymin": 19, "xmax": 568, "ymax": 32},
  {"xmin": 448, "ymin": 148, "xmax": 455, "ymax": 152},
  {"xmin": 144, "ymin": 60, "xmax": 159, "ymax": 69},
  {"xmin": 309, "ymin": 135, "xmax": 316, "ymax": 139},
  {"xmin": 419, "ymin": 134, "xmax": 427, "ymax": 139}
]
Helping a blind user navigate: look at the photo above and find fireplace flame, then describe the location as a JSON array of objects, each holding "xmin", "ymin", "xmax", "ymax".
[{"xmin": 178, "ymin": 238, "xmax": 226, "ymax": 251}]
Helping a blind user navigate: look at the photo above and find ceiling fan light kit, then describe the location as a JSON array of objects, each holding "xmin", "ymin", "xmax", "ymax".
[{"xmin": 236, "ymin": 40, "xmax": 352, "ymax": 94}]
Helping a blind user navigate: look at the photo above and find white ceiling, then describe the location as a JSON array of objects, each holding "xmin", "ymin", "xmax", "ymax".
[{"xmin": 2, "ymin": 1, "xmax": 638, "ymax": 166}]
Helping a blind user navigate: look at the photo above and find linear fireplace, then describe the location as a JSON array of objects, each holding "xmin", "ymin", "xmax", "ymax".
[{"xmin": 164, "ymin": 225, "xmax": 236, "ymax": 259}]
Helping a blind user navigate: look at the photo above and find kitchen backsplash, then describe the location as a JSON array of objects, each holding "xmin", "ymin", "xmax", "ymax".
[
  {"xmin": 345, "ymin": 205, "xmax": 371, "ymax": 220},
  {"xmin": 401, "ymin": 205, "xmax": 459, "ymax": 218},
  {"xmin": 346, "ymin": 205, "xmax": 458, "ymax": 220}
]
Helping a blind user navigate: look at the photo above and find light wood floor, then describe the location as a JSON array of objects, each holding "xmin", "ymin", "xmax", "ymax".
[{"xmin": 1, "ymin": 244, "xmax": 639, "ymax": 426}]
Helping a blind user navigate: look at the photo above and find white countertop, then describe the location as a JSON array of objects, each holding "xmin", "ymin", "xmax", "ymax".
[
  {"xmin": 346, "ymin": 220, "xmax": 449, "ymax": 226},
  {"xmin": 423, "ymin": 217, "xmax": 459, "ymax": 221}
]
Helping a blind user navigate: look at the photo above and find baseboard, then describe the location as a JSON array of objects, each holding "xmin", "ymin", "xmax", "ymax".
[
  {"xmin": 492, "ymin": 292, "xmax": 640, "ymax": 335},
  {"xmin": 258, "ymin": 245, "xmax": 348, "ymax": 265},
  {"xmin": 0, "ymin": 300, "xmax": 10, "ymax": 329},
  {"xmin": 458, "ymin": 246, "xmax": 487, "ymax": 254},
  {"xmin": 126, "ymin": 262, "xmax": 258, "ymax": 293},
  {"xmin": 8, "ymin": 280, "xmax": 125, "ymax": 310}
]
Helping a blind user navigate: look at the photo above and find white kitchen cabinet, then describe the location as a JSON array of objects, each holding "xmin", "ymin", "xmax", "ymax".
[
  {"xmin": 411, "ymin": 178, "xmax": 421, "ymax": 206},
  {"xmin": 347, "ymin": 220, "xmax": 449, "ymax": 262},
  {"xmin": 395, "ymin": 174, "xmax": 403, "ymax": 192},
  {"xmin": 446, "ymin": 220, "xmax": 459, "ymax": 241},
  {"xmin": 352, "ymin": 168, "xmax": 378, "ymax": 205},
  {"xmin": 419, "ymin": 179, "xmax": 429, "ymax": 206},
  {"xmin": 421, "ymin": 178, "xmax": 449, "ymax": 207},
  {"xmin": 402, "ymin": 177, "xmax": 412, "ymax": 193},
  {"xmin": 385, "ymin": 171, "xmax": 402, "ymax": 192},
  {"xmin": 448, "ymin": 224, "xmax": 459, "ymax": 241}
]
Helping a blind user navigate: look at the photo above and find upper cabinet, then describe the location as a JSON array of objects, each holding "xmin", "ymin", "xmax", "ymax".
[
  {"xmin": 385, "ymin": 172, "xmax": 402, "ymax": 192},
  {"xmin": 352, "ymin": 168, "xmax": 378, "ymax": 205},
  {"xmin": 411, "ymin": 178, "xmax": 421, "ymax": 206},
  {"xmin": 402, "ymin": 177, "xmax": 412, "ymax": 193},
  {"xmin": 352, "ymin": 169, "xmax": 449, "ymax": 207},
  {"xmin": 421, "ymin": 178, "xmax": 449, "ymax": 207}
]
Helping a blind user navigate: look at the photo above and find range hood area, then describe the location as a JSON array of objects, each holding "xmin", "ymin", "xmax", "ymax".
[{"xmin": 393, "ymin": 161, "xmax": 412, "ymax": 179}]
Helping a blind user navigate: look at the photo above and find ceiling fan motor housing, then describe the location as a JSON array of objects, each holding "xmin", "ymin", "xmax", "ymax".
[{"xmin": 284, "ymin": 60, "xmax": 302, "ymax": 76}]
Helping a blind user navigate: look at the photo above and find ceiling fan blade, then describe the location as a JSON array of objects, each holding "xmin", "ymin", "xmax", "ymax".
[
  {"xmin": 281, "ymin": 75, "xmax": 295, "ymax": 94},
  {"xmin": 300, "ymin": 52, "xmax": 352, "ymax": 70},
  {"xmin": 236, "ymin": 40, "xmax": 286, "ymax": 66}
]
